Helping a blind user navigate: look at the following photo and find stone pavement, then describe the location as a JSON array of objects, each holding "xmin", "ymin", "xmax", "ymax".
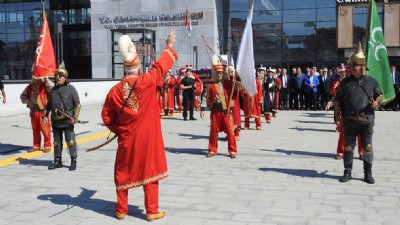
[{"xmin": 0, "ymin": 103, "xmax": 399, "ymax": 225}]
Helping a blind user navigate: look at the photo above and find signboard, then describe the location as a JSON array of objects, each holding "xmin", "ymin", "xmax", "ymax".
[
  {"xmin": 193, "ymin": 69, "xmax": 213, "ymax": 84},
  {"xmin": 336, "ymin": 0, "xmax": 368, "ymax": 3}
]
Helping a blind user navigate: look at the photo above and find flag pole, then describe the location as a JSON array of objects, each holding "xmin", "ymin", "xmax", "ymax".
[
  {"xmin": 227, "ymin": 0, "xmax": 255, "ymax": 112},
  {"xmin": 364, "ymin": 0, "xmax": 373, "ymax": 52},
  {"xmin": 201, "ymin": 33, "xmax": 213, "ymax": 65}
]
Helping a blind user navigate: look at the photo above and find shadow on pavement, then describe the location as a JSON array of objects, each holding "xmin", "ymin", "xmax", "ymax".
[
  {"xmin": 301, "ymin": 113, "xmax": 331, "ymax": 118},
  {"xmin": 259, "ymin": 168, "xmax": 340, "ymax": 179},
  {"xmin": 261, "ymin": 148, "xmax": 335, "ymax": 159},
  {"xmin": 38, "ymin": 188, "xmax": 144, "ymax": 220},
  {"xmin": 18, "ymin": 158, "xmax": 52, "ymax": 167},
  {"xmin": 294, "ymin": 120, "xmax": 334, "ymax": 125},
  {"xmin": 289, "ymin": 127, "xmax": 336, "ymax": 132},
  {"xmin": 10, "ymin": 124, "xmax": 32, "ymax": 130},
  {"xmin": 0, "ymin": 143, "xmax": 30, "ymax": 155},
  {"xmin": 166, "ymin": 147, "xmax": 208, "ymax": 156},
  {"xmin": 177, "ymin": 133, "xmax": 209, "ymax": 140}
]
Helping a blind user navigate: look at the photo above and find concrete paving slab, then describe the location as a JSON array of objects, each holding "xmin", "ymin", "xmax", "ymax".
[{"xmin": 0, "ymin": 103, "xmax": 399, "ymax": 225}]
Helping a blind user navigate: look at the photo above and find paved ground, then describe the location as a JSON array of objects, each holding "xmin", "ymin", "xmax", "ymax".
[{"xmin": 0, "ymin": 103, "xmax": 399, "ymax": 225}]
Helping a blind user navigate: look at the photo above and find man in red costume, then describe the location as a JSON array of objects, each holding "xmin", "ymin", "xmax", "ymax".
[
  {"xmin": 242, "ymin": 72, "xmax": 263, "ymax": 130},
  {"xmin": 162, "ymin": 69, "xmax": 175, "ymax": 116},
  {"xmin": 326, "ymin": 64, "xmax": 363, "ymax": 160},
  {"xmin": 101, "ymin": 31, "xmax": 177, "ymax": 221},
  {"xmin": 200, "ymin": 56, "xmax": 237, "ymax": 158},
  {"xmin": 175, "ymin": 67, "xmax": 186, "ymax": 112},
  {"xmin": 20, "ymin": 77, "xmax": 53, "ymax": 153},
  {"xmin": 223, "ymin": 64, "xmax": 242, "ymax": 138}
]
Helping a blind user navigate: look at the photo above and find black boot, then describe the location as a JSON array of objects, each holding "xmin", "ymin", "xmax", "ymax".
[
  {"xmin": 363, "ymin": 161, "xmax": 375, "ymax": 184},
  {"xmin": 340, "ymin": 150, "xmax": 353, "ymax": 183},
  {"xmin": 48, "ymin": 156, "xmax": 63, "ymax": 170},
  {"xmin": 339, "ymin": 170, "xmax": 352, "ymax": 182},
  {"xmin": 69, "ymin": 158, "xmax": 77, "ymax": 171}
]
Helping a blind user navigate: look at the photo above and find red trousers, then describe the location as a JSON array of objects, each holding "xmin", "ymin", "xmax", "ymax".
[
  {"xmin": 208, "ymin": 111, "xmax": 237, "ymax": 153},
  {"xmin": 337, "ymin": 128, "xmax": 363, "ymax": 155},
  {"xmin": 116, "ymin": 181, "xmax": 159, "ymax": 215},
  {"xmin": 30, "ymin": 111, "xmax": 51, "ymax": 148},
  {"xmin": 244, "ymin": 117, "xmax": 261, "ymax": 129}
]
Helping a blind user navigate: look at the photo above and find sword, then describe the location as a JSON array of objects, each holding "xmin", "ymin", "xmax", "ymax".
[{"xmin": 54, "ymin": 109, "xmax": 89, "ymax": 124}]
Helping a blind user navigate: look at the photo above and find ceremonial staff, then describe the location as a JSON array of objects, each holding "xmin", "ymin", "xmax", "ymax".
[{"xmin": 201, "ymin": 33, "xmax": 236, "ymax": 115}]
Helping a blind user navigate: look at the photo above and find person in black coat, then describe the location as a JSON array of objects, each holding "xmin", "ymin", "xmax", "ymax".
[
  {"xmin": 390, "ymin": 65, "xmax": 400, "ymax": 111},
  {"xmin": 278, "ymin": 68, "xmax": 291, "ymax": 110},
  {"xmin": 318, "ymin": 67, "xmax": 331, "ymax": 110}
]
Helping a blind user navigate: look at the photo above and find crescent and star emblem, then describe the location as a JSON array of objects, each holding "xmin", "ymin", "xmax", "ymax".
[{"xmin": 369, "ymin": 27, "xmax": 387, "ymax": 61}]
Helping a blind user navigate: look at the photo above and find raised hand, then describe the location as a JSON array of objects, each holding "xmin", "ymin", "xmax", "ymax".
[{"xmin": 166, "ymin": 30, "xmax": 176, "ymax": 48}]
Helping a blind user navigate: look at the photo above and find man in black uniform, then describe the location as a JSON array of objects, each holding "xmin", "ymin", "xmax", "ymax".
[
  {"xmin": 180, "ymin": 68, "xmax": 196, "ymax": 121},
  {"xmin": 43, "ymin": 62, "xmax": 81, "ymax": 171},
  {"xmin": 334, "ymin": 43, "xmax": 382, "ymax": 184}
]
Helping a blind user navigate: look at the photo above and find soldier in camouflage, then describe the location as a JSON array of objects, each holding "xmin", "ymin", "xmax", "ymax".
[
  {"xmin": 43, "ymin": 61, "xmax": 81, "ymax": 171},
  {"xmin": 334, "ymin": 43, "xmax": 382, "ymax": 184}
]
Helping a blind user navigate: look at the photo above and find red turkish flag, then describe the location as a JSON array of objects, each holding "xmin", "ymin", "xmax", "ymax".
[
  {"xmin": 185, "ymin": 8, "xmax": 189, "ymax": 28},
  {"xmin": 33, "ymin": 11, "xmax": 56, "ymax": 79}
]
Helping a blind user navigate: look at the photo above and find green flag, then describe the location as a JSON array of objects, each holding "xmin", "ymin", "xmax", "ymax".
[{"xmin": 366, "ymin": 0, "xmax": 395, "ymax": 105}]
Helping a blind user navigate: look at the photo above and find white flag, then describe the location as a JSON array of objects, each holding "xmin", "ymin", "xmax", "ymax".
[{"xmin": 236, "ymin": 12, "xmax": 256, "ymax": 96}]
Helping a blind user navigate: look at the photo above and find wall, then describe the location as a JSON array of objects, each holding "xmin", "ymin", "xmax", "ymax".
[
  {"xmin": 90, "ymin": 0, "xmax": 220, "ymax": 78},
  {"xmin": 0, "ymin": 80, "xmax": 118, "ymax": 116}
]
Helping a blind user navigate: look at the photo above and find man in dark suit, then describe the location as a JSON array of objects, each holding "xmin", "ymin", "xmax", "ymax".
[
  {"xmin": 318, "ymin": 67, "xmax": 331, "ymax": 110},
  {"xmin": 278, "ymin": 68, "xmax": 291, "ymax": 110},
  {"xmin": 390, "ymin": 65, "xmax": 400, "ymax": 111},
  {"xmin": 292, "ymin": 67, "xmax": 306, "ymax": 110}
]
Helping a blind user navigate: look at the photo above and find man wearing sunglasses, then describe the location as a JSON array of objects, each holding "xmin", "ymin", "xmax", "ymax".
[{"xmin": 43, "ymin": 61, "xmax": 81, "ymax": 171}]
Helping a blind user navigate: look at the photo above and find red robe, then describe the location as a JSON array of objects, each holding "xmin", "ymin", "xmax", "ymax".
[
  {"xmin": 176, "ymin": 75, "xmax": 183, "ymax": 112},
  {"xmin": 243, "ymin": 79, "xmax": 262, "ymax": 119},
  {"xmin": 162, "ymin": 75, "xmax": 175, "ymax": 114},
  {"xmin": 190, "ymin": 72, "xmax": 202, "ymax": 110},
  {"xmin": 242, "ymin": 79, "xmax": 262, "ymax": 128},
  {"xmin": 20, "ymin": 80, "xmax": 52, "ymax": 149},
  {"xmin": 274, "ymin": 77, "xmax": 282, "ymax": 109},
  {"xmin": 156, "ymin": 80, "xmax": 163, "ymax": 114},
  {"xmin": 102, "ymin": 46, "xmax": 177, "ymax": 191},
  {"xmin": 205, "ymin": 82, "xmax": 237, "ymax": 153},
  {"xmin": 223, "ymin": 78, "xmax": 241, "ymax": 132}
]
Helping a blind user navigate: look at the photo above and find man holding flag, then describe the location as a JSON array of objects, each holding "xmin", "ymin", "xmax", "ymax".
[
  {"xmin": 21, "ymin": 7, "xmax": 56, "ymax": 154},
  {"xmin": 334, "ymin": 0, "xmax": 394, "ymax": 185},
  {"xmin": 334, "ymin": 43, "xmax": 382, "ymax": 184}
]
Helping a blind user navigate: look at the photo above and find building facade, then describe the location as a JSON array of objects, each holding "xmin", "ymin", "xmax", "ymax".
[{"xmin": 1, "ymin": 0, "xmax": 399, "ymax": 81}]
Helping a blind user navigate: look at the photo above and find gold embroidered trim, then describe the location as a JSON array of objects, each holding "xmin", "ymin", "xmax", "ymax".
[
  {"xmin": 163, "ymin": 49, "xmax": 176, "ymax": 62},
  {"xmin": 214, "ymin": 83, "xmax": 227, "ymax": 110},
  {"xmin": 123, "ymin": 81, "xmax": 139, "ymax": 112},
  {"xmin": 116, "ymin": 171, "xmax": 168, "ymax": 190}
]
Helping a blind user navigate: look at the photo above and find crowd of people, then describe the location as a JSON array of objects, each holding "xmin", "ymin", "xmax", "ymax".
[{"xmin": 1, "ymin": 29, "xmax": 396, "ymax": 222}]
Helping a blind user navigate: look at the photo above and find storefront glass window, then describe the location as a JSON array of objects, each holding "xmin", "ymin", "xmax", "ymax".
[{"xmin": 224, "ymin": 0, "xmax": 341, "ymax": 69}]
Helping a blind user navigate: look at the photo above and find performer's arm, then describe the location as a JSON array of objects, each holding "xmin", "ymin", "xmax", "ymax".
[
  {"xmin": 180, "ymin": 79, "xmax": 194, "ymax": 90},
  {"xmin": 45, "ymin": 78, "xmax": 54, "ymax": 92},
  {"xmin": 371, "ymin": 79, "xmax": 383, "ymax": 110},
  {"xmin": 20, "ymin": 85, "xmax": 34, "ymax": 108},
  {"xmin": 148, "ymin": 31, "xmax": 178, "ymax": 81},
  {"xmin": 71, "ymin": 86, "xmax": 81, "ymax": 124},
  {"xmin": 42, "ymin": 91, "xmax": 52, "ymax": 124},
  {"xmin": 325, "ymin": 95, "xmax": 335, "ymax": 111},
  {"xmin": 333, "ymin": 86, "xmax": 344, "ymax": 126},
  {"xmin": 101, "ymin": 94, "xmax": 117, "ymax": 134}
]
